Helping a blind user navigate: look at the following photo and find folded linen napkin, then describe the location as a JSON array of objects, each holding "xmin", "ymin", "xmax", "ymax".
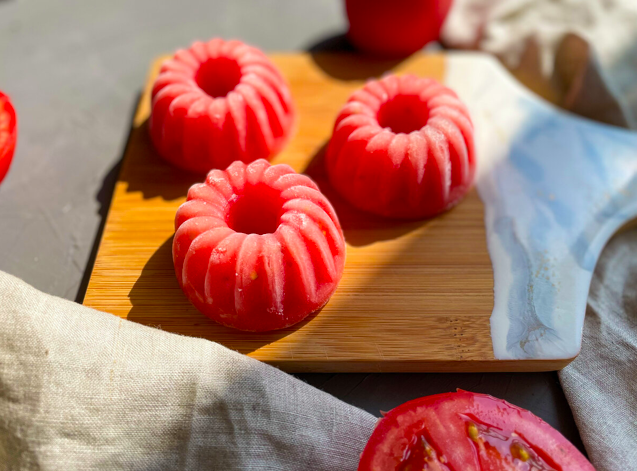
[
  {"xmin": 442, "ymin": 0, "xmax": 637, "ymax": 130},
  {"xmin": 0, "ymin": 270, "xmax": 376, "ymax": 470},
  {"xmin": 559, "ymin": 227, "xmax": 637, "ymax": 470}
]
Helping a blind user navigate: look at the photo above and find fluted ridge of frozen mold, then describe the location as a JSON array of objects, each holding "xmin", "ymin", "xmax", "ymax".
[
  {"xmin": 326, "ymin": 74, "xmax": 475, "ymax": 219},
  {"xmin": 150, "ymin": 39, "xmax": 295, "ymax": 174},
  {"xmin": 173, "ymin": 159, "xmax": 346, "ymax": 332}
]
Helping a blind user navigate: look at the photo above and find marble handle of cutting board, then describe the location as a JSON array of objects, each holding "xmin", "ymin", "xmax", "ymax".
[{"xmin": 448, "ymin": 54, "xmax": 637, "ymax": 360}]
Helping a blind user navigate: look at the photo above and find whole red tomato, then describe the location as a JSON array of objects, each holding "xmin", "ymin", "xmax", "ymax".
[
  {"xmin": 359, "ymin": 390, "xmax": 596, "ymax": 470},
  {"xmin": 0, "ymin": 91, "xmax": 17, "ymax": 184},
  {"xmin": 345, "ymin": 0, "xmax": 453, "ymax": 57}
]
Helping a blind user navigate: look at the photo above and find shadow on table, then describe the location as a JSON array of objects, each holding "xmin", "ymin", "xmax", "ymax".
[
  {"xmin": 126, "ymin": 236, "xmax": 322, "ymax": 354},
  {"xmin": 75, "ymin": 92, "xmax": 141, "ymax": 303}
]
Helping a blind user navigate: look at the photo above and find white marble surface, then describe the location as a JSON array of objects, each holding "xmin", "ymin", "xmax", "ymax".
[{"xmin": 447, "ymin": 54, "xmax": 637, "ymax": 360}]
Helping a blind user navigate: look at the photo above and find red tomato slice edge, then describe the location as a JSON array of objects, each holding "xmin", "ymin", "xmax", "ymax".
[{"xmin": 358, "ymin": 390, "xmax": 595, "ymax": 471}]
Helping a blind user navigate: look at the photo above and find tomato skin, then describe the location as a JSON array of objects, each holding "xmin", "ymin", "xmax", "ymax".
[
  {"xmin": 358, "ymin": 390, "xmax": 595, "ymax": 471},
  {"xmin": 0, "ymin": 91, "xmax": 17, "ymax": 185},
  {"xmin": 345, "ymin": 0, "xmax": 453, "ymax": 58}
]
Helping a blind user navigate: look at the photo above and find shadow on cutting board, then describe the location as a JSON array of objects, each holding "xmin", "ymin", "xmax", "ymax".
[
  {"xmin": 124, "ymin": 142, "xmax": 432, "ymax": 353},
  {"xmin": 124, "ymin": 135, "xmax": 469, "ymax": 356},
  {"xmin": 303, "ymin": 143, "xmax": 429, "ymax": 246},
  {"xmin": 127, "ymin": 237, "xmax": 322, "ymax": 354},
  {"xmin": 119, "ymin": 119, "xmax": 202, "ymax": 201},
  {"xmin": 307, "ymin": 32, "xmax": 406, "ymax": 81}
]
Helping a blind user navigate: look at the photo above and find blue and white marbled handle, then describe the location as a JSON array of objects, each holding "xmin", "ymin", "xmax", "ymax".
[{"xmin": 446, "ymin": 54, "xmax": 637, "ymax": 360}]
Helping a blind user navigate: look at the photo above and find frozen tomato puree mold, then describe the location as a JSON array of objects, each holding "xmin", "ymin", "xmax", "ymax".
[
  {"xmin": 150, "ymin": 38, "xmax": 296, "ymax": 174},
  {"xmin": 173, "ymin": 159, "xmax": 346, "ymax": 332},
  {"xmin": 326, "ymin": 74, "xmax": 475, "ymax": 220}
]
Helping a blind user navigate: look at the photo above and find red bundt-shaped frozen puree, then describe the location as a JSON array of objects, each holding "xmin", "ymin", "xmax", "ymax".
[
  {"xmin": 326, "ymin": 74, "xmax": 475, "ymax": 219},
  {"xmin": 173, "ymin": 159, "xmax": 346, "ymax": 331},
  {"xmin": 150, "ymin": 38, "xmax": 296, "ymax": 174}
]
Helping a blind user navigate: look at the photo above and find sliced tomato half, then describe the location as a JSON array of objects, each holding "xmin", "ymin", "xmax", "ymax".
[
  {"xmin": 359, "ymin": 390, "xmax": 595, "ymax": 471},
  {"xmin": 0, "ymin": 91, "xmax": 17, "ymax": 184}
]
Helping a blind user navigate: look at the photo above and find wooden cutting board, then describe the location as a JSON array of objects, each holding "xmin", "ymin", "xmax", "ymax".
[{"xmin": 83, "ymin": 52, "xmax": 567, "ymax": 372}]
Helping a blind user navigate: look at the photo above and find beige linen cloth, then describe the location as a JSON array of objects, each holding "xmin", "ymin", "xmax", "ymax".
[
  {"xmin": 2, "ymin": 1, "xmax": 637, "ymax": 470},
  {"xmin": 0, "ymin": 271, "xmax": 376, "ymax": 470},
  {"xmin": 443, "ymin": 1, "xmax": 637, "ymax": 470}
]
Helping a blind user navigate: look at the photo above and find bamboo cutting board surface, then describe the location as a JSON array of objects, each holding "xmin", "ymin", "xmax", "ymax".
[{"xmin": 83, "ymin": 53, "xmax": 569, "ymax": 372}]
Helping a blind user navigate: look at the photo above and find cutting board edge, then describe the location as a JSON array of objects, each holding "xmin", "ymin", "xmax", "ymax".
[{"xmin": 266, "ymin": 358, "xmax": 575, "ymax": 373}]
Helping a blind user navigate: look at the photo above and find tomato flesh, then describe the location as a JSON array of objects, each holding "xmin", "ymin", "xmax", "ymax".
[
  {"xmin": 358, "ymin": 391, "xmax": 595, "ymax": 471},
  {"xmin": 399, "ymin": 430, "xmax": 451, "ymax": 471},
  {"xmin": 0, "ymin": 91, "xmax": 17, "ymax": 184},
  {"xmin": 462, "ymin": 416, "xmax": 559, "ymax": 471}
]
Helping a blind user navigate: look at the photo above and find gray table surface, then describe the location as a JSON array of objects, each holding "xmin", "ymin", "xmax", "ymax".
[{"xmin": 0, "ymin": 0, "xmax": 585, "ymax": 454}]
